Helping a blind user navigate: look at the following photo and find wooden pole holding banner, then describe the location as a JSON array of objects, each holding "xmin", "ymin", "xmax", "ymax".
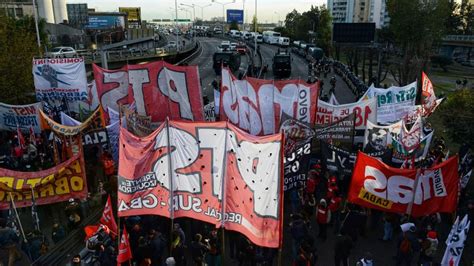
[
  {"xmin": 406, "ymin": 168, "xmax": 422, "ymax": 218},
  {"xmin": 219, "ymin": 121, "xmax": 230, "ymax": 266},
  {"xmin": 165, "ymin": 117, "xmax": 175, "ymax": 255},
  {"xmin": 277, "ymin": 130, "xmax": 286, "ymax": 266}
]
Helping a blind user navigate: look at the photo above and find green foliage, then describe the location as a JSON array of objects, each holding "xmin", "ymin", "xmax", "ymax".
[
  {"xmin": 386, "ymin": 0, "xmax": 450, "ymax": 85},
  {"xmin": 439, "ymin": 89, "xmax": 474, "ymax": 148},
  {"xmin": 251, "ymin": 16, "xmax": 259, "ymax": 32},
  {"xmin": 282, "ymin": 6, "xmax": 332, "ymax": 54},
  {"xmin": 229, "ymin": 20, "xmax": 239, "ymax": 31},
  {"xmin": 0, "ymin": 15, "xmax": 45, "ymax": 104}
]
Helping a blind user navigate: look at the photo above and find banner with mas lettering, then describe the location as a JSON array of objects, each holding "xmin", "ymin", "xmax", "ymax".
[
  {"xmin": 220, "ymin": 68, "xmax": 319, "ymax": 136},
  {"xmin": 0, "ymin": 102, "xmax": 42, "ymax": 133},
  {"xmin": 364, "ymin": 82, "xmax": 417, "ymax": 124},
  {"xmin": 0, "ymin": 153, "xmax": 87, "ymax": 210},
  {"xmin": 32, "ymin": 57, "xmax": 88, "ymax": 102},
  {"xmin": 348, "ymin": 152, "xmax": 459, "ymax": 217},
  {"xmin": 93, "ymin": 61, "xmax": 204, "ymax": 122},
  {"xmin": 316, "ymin": 98, "xmax": 377, "ymax": 143},
  {"xmin": 118, "ymin": 121, "xmax": 283, "ymax": 248}
]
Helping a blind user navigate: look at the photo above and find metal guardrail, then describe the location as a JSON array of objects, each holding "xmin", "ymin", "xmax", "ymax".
[
  {"xmin": 175, "ymin": 41, "xmax": 202, "ymax": 66},
  {"xmin": 443, "ymin": 35, "xmax": 474, "ymax": 42}
]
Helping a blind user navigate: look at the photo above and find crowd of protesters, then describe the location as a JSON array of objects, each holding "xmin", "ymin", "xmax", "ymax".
[{"xmin": 332, "ymin": 60, "xmax": 369, "ymax": 98}]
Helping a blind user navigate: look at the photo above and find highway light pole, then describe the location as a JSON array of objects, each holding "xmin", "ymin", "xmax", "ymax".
[
  {"xmin": 175, "ymin": 0, "xmax": 179, "ymax": 51},
  {"xmin": 180, "ymin": 3, "xmax": 195, "ymax": 38},
  {"xmin": 254, "ymin": 0, "xmax": 257, "ymax": 59},
  {"xmin": 211, "ymin": 0, "xmax": 236, "ymax": 36},
  {"xmin": 31, "ymin": 0, "xmax": 42, "ymax": 53},
  {"xmin": 194, "ymin": 3, "xmax": 212, "ymax": 20}
]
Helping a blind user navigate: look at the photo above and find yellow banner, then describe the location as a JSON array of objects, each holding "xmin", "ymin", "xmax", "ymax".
[
  {"xmin": 358, "ymin": 187, "xmax": 393, "ymax": 209},
  {"xmin": 40, "ymin": 106, "xmax": 105, "ymax": 136}
]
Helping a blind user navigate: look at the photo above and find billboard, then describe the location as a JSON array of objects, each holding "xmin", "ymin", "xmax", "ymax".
[
  {"xmin": 119, "ymin": 7, "xmax": 141, "ymax": 23},
  {"xmin": 86, "ymin": 15, "xmax": 125, "ymax": 29},
  {"xmin": 226, "ymin": 9, "xmax": 244, "ymax": 24},
  {"xmin": 332, "ymin": 23, "xmax": 375, "ymax": 43}
]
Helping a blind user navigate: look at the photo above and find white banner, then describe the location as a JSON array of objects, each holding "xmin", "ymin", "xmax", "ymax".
[
  {"xmin": 400, "ymin": 116, "xmax": 424, "ymax": 152},
  {"xmin": 461, "ymin": 169, "xmax": 472, "ymax": 189},
  {"xmin": 365, "ymin": 82, "xmax": 417, "ymax": 124},
  {"xmin": 204, "ymin": 102, "xmax": 216, "ymax": 122},
  {"xmin": 442, "ymin": 215, "xmax": 471, "ymax": 266},
  {"xmin": 316, "ymin": 98, "xmax": 377, "ymax": 143},
  {"xmin": 33, "ymin": 58, "xmax": 88, "ymax": 103},
  {"xmin": 328, "ymin": 93, "xmax": 339, "ymax": 105},
  {"xmin": 0, "ymin": 102, "xmax": 42, "ymax": 133},
  {"xmin": 363, "ymin": 120, "xmax": 403, "ymax": 153}
]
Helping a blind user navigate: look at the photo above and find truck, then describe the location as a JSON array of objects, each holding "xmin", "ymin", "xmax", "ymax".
[
  {"xmin": 272, "ymin": 50, "xmax": 291, "ymax": 78},
  {"xmin": 213, "ymin": 51, "xmax": 241, "ymax": 75}
]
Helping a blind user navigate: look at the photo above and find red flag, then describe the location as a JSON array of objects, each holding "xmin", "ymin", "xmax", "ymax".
[
  {"xmin": 117, "ymin": 226, "xmax": 132, "ymax": 265},
  {"xmin": 421, "ymin": 72, "xmax": 437, "ymax": 112},
  {"xmin": 100, "ymin": 195, "xmax": 117, "ymax": 237},
  {"xmin": 17, "ymin": 126, "xmax": 26, "ymax": 149},
  {"xmin": 84, "ymin": 225, "xmax": 100, "ymax": 239}
]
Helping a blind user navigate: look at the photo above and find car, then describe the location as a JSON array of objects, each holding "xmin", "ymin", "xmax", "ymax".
[
  {"xmin": 47, "ymin": 46, "xmax": 77, "ymax": 58},
  {"xmin": 230, "ymin": 42, "xmax": 237, "ymax": 51},
  {"xmin": 167, "ymin": 41, "xmax": 177, "ymax": 49},
  {"xmin": 236, "ymin": 43, "xmax": 247, "ymax": 54}
]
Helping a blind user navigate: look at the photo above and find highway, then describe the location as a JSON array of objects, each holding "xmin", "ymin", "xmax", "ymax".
[{"xmin": 190, "ymin": 37, "xmax": 357, "ymax": 104}]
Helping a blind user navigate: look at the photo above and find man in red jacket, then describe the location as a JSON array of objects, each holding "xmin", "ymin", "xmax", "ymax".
[{"xmin": 316, "ymin": 199, "xmax": 331, "ymax": 241}]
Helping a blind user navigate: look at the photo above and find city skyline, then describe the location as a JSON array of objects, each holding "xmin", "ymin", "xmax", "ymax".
[{"xmin": 67, "ymin": 0, "xmax": 327, "ymax": 23}]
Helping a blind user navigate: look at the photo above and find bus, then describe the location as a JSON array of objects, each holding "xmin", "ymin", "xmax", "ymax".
[{"xmin": 262, "ymin": 31, "xmax": 281, "ymax": 44}]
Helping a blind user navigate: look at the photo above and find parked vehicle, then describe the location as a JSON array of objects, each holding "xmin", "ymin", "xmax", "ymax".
[
  {"xmin": 47, "ymin": 47, "xmax": 77, "ymax": 58},
  {"xmin": 278, "ymin": 37, "xmax": 290, "ymax": 47},
  {"xmin": 229, "ymin": 30, "xmax": 242, "ymax": 38},
  {"xmin": 236, "ymin": 42, "xmax": 247, "ymax": 54},
  {"xmin": 262, "ymin": 31, "xmax": 281, "ymax": 44},
  {"xmin": 213, "ymin": 51, "xmax": 241, "ymax": 75}
]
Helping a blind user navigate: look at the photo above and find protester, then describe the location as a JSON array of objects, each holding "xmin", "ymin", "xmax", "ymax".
[
  {"xmin": 290, "ymin": 213, "xmax": 309, "ymax": 259},
  {"xmin": 0, "ymin": 218, "xmax": 21, "ymax": 266},
  {"xmin": 147, "ymin": 229, "xmax": 166, "ymax": 266},
  {"xmin": 334, "ymin": 231, "xmax": 353, "ymax": 266},
  {"xmin": 395, "ymin": 225, "xmax": 420, "ymax": 266},
  {"xmin": 51, "ymin": 221, "xmax": 66, "ymax": 244},
  {"xmin": 316, "ymin": 199, "xmax": 331, "ymax": 241}
]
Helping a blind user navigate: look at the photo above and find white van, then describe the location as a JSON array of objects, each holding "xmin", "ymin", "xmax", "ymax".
[
  {"xmin": 255, "ymin": 34, "xmax": 263, "ymax": 43},
  {"xmin": 278, "ymin": 37, "xmax": 290, "ymax": 47},
  {"xmin": 229, "ymin": 30, "xmax": 242, "ymax": 38},
  {"xmin": 262, "ymin": 31, "xmax": 281, "ymax": 44}
]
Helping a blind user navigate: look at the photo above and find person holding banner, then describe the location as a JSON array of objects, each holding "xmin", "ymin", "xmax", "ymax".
[{"xmin": 0, "ymin": 218, "xmax": 22, "ymax": 266}]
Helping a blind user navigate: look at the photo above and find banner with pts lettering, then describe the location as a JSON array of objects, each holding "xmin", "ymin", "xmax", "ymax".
[{"xmin": 118, "ymin": 121, "xmax": 283, "ymax": 248}]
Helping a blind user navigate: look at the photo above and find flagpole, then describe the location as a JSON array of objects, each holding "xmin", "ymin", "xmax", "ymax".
[
  {"xmin": 406, "ymin": 168, "xmax": 421, "ymax": 218},
  {"xmin": 9, "ymin": 193, "xmax": 28, "ymax": 244},
  {"xmin": 220, "ymin": 120, "xmax": 230, "ymax": 266},
  {"xmin": 31, "ymin": 187, "xmax": 40, "ymax": 231},
  {"xmin": 277, "ymin": 130, "xmax": 285, "ymax": 266},
  {"xmin": 165, "ymin": 117, "xmax": 175, "ymax": 254}
]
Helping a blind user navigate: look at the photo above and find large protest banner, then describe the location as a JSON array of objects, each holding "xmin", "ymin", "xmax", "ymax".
[
  {"xmin": 93, "ymin": 61, "xmax": 204, "ymax": 122},
  {"xmin": 280, "ymin": 114, "xmax": 314, "ymax": 191},
  {"xmin": 404, "ymin": 98, "xmax": 444, "ymax": 124},
  {"xmin": 118, "ymin": 121, "xmax": 283, "ymax": 248},
  {"xmin": 33, "ymin": 58, "xmax": 88, "ymax": 102},
  {"xmin": 0, "ymin": 153, "xmax": 88, "ymax": 210},
  {"xmin": 348, "ymin": 152, "xmax": 459, "ymax": 217},
  {"xmin": 364, "ymin": 82, "xmax": 417, "ymax": 124},
  {"xmin": 421, "ymin": 72, "xmax": 437, "ymax": 112},
  {"xmin": 220, "ymin": 68, "xmax": 319, "ymax": 136},
  {"xmin": 0, "ymin": 102, "xmax": 42, "ymax": 133},
  {"xmin": 391, "ymin": 131, "xmax": 433, "ymax": 164},
  {"xmin": 363, "ymin": 120, "xmax": 402, "ymax": 153},
  {"xmin": 316, "ymin": 98, "xmax": 377, "ymax": 143}
]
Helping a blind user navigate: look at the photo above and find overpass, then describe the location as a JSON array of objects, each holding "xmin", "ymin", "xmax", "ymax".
[{"xmin": 439, "ymin": 35, "xmax": 474, "ymax": 59}]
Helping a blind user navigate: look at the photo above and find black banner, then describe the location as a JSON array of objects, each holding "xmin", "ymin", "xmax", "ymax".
[
  {"xmin": 315, "ymin": 113, "xmax": 354, "ymax": 148},
  {"xmin": 82, "ymin": 128, "xmax": 108, "ymax": 147},
  {"xmin": 283, "ymin": 140, "xmax": 312, "ymax": 191}
]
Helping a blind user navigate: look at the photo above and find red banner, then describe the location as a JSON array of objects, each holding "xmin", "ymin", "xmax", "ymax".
[
  {"xmin": 220, "ymin": 68, "xmax": 319, "ymax": 135},
  {"xmin": 348, "ymin": 152, "xmax": 459, "ymax": 217},
  {"xmin": 93, "ymin": 61, "xmax": 204, "ymax": 122},
  {"xmin": 117, "ymin": 121, "xmax": 284, "ymax": 248},
  {"xmin": 0, "ymin": 153, "xmax": 88, "ymax": 210}
]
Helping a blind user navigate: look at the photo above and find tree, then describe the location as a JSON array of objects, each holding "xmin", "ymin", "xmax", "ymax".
[
  {"xmin": 439, "ymin": 89, "xmax": 474, "ymax": 148},
  {"xmin": 251, "ymin": 16, "xmax": 259, "ymax": 32},
  {"xmin": 387, "ymin": 0, "xmax": 450, "ymax": 85},
  {"xmin": 229, "ymin": 20, "xmax": 239, "ymax": 31},
  {"xmin": 0, "ymin": 15, "xmax": 46, "ymax": 104}
]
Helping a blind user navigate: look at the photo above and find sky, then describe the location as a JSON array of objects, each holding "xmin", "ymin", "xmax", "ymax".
[{"xmin": 67, "ymin": 0, "xmax": 327, "ymax": 23}]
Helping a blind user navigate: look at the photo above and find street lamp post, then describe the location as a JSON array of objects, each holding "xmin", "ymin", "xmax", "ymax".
[
  {"xmin": 181, "ymin": 3, "xmax": 196, "ymax": 38},
  {"xmin": 211, "ymin": 0, "xmax": 236, "ymax": 36},
  {"xmin": 254, "ymin": 0, "xmax": 257, "ymax": 58},
  {"xmin": 175, "ymin": 0, "xmax": 179, "ymax": 51},
  {"xmin": 194, "ymin": 3, "xmax": 212, "ymax": 20}
]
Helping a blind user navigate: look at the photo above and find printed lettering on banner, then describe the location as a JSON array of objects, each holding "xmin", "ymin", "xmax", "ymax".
[
  {"xmin": 220, "ymin": 68, "xmax": 319, "ymax": 135},
  {"xmin": 365, "ymin": 82, "xmax": 417, "ymax": 124},
  {"xmin": 93, "ymin": 62, "xmax": 204, "ymax": 122},
  {"xmin": 33, "ymin": 58, "xmax": 88, "ymax": 102},
  {"xmin": 348, "ymin": 152, "xmax": 459, "ymax": 217},
  {"xmin": 117, "ymin": 121, "xmax": 283, "ymax": 248},
  {"xmin": 0, "ymin": 153, "xmax": 87, "ymax": 209},
  {"xmin": 316, "ymin": 97, "xmax": 377, "ymax": 143},
  {"xmin": 0, "ymin": 102, "xmax": 42, "ymax": 133},
  {"xmin": 363, "ymin": 120, "xmax": 402, "ymax": 153},
  {"xmin": 442, "ymin": 215, "xmax": 470, "ymax": 266},
  {"xmin": 204, "ymin": 102, "xmax": 216, "ymax": 122}
]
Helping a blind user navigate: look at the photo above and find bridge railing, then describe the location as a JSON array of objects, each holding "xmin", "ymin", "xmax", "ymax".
[{"xmin": 443, "ymin": 35, "xmax": 474, "ymax": 42}]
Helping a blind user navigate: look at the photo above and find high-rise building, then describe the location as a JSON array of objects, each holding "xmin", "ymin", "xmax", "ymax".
[
  {"xmin": 327, "ymin": 0, "xmax": 355, "ymax": 23},
  {"xmin": 0, "ymin": 0, "xmax": 35, "ymax": 19},
  {"xmin": 328, "ymin": 0, "xmax": 389, "ymax": 28},
  {"xmin": 67, "ymin": 3, "xmax": 88, "ymax": 29}
]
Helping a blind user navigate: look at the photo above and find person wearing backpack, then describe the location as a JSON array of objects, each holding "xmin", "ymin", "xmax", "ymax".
[{"xmin": 395, "ymin": 226, "xmax": 420, "ymax": 266}]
